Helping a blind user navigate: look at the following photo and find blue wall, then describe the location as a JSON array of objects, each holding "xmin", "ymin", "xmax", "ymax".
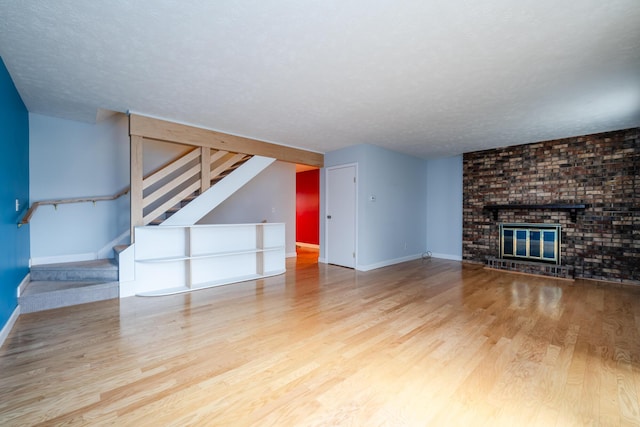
[
  {"xmin": 426, "ymin": 155, "xmax": 463, "ymax": 260},
  {"xmin": 0, "ymin": 57, "xmax": 30, "ymax": 329}
]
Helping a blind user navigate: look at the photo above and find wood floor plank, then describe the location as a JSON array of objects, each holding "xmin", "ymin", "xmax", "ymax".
[{"xmin": 1, "ymin": 251, "xmax": 640, "ymax": 426}]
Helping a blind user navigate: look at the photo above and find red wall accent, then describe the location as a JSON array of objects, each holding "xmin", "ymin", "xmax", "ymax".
[{"xmin": 296, "ymin": 169, "xmax": 319, "ymax": 245}]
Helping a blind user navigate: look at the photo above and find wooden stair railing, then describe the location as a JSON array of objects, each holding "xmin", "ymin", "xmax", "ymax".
[
  {"xmin": 140, "ymin": 147, "xmax": 252, "ymax": 225},
  {"xmin": 19, "ymin": 147, "xmax": 251, "ymax": 228},
  {"xmin": 128, "ymin": 113, "xmax": 323, "ymax": 242}
]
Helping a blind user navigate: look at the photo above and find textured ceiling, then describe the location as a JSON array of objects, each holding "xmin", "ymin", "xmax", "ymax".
[{"xmin": 1, "ymin": 0, "xmax": 639, "ymax": 158}]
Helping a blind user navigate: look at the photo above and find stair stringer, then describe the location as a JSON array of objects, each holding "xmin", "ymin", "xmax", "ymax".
[{"xmin": 161, "ymin": 156, "xmax": 276, "ymax": 226}]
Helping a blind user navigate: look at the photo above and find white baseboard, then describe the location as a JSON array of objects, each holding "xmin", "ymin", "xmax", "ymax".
[
  {"xmin": 317, "ymin": 253, "xmax": 460, "ymax": 270},
  {"xmin": 296, "ymin": 242, "xmax": 320, "ymax": 249},
  {"xmin": 286, "ymin": 252, "xmax": 298, "ymax": 258},
  {"xmin": 17, "ymin": 273, "xmax": 30, "ymax": 297},
  {"xmin": 430, "ymin": 253, "xmax": 463, "ymax": 261},
  {"xmin": 356, "ymin": 253, "xmax": 423, "ymax": 272},
  {"xmin": 0, "ymin": 306, "xmax": 20, "ymax": 350},
  {"xmin": 31, "ymin": 252, "xmax": 97, "ymax": 266}
]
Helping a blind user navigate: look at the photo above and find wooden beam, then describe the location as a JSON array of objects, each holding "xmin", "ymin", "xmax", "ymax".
[
  {"xmin": 200, "ymin": 147, "xmax": 211, "ymax": 193},
  {"xmin": 129, "ymin": 114, "xmax": 323, "ymax": 168},
  {"xmin": 130, "ymin": 135, "xmax": 144, "ymax": 243}
]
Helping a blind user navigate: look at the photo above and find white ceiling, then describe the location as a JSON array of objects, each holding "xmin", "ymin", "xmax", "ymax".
[{"xmin": 1, "ymin": 0, "xmax": 639, "ymax": 158}]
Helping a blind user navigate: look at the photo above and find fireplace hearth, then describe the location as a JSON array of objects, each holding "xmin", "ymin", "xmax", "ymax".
[{"xmin": 486, "ymin": 257, "xmax": 573, "ymax": 279}]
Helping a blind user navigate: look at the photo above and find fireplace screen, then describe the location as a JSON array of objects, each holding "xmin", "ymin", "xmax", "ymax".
[{"xmin": 499, "ymin": 223, "xmax": 561, "ymax": 264}]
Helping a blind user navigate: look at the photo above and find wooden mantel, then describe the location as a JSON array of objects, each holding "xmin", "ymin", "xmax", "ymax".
[
  {"xmin": 483, "ymin": 203, "xmax": 590, "ymax": 222},
  {"xmin": 129, "ymin": 114, "xmax": 324, "ymax": 168}
]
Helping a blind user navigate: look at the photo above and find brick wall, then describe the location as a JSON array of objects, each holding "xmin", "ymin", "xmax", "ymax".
[{"xmin": 463, "ymin": 128, "xmax": 639, "ymax": 283}]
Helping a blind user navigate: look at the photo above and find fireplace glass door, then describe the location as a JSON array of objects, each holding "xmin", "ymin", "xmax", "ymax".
[{"xmin": 500, "ymin": 223, "xmax": 561, "ymax": 264}]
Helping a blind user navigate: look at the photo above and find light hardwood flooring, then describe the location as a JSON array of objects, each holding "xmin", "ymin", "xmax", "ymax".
[{"xmin": 1, "ymin": 250, "xmax": 640, "ymax": 426}]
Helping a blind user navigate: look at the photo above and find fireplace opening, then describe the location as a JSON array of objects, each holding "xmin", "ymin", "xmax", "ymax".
[{"xmin": 499, "ymin": 223, "xmax": 561, "ymax": 265}]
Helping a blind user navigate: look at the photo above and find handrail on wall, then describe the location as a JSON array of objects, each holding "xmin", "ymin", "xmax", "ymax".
[
  {"xmin": 18, "ymin": 187, "xmax": 130, "ymax": 227},
  {"xmin": 18, "ymin": 143, "xmax": 199, "ymax": 228},
  {"xmin": 19, "ymin": 143, "xmax": 255, "ymax": 229}
]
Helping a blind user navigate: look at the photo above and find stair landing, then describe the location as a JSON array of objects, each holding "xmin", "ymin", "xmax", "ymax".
[
  {"xmin": 30, "ymin": 259, "xmax": 118, "ymax": 282},
  {"xmin": 21, "ymin": 259, "xmax": 119, "ymax": 314}
]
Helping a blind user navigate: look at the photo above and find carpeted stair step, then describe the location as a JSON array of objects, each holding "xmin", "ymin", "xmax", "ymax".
[
  {"xmin": 19, "ymin": 280, "xmax": 119, "ymax": 313},
  {"xmin": 30, "ymin": 259, "xmax": 118, "ymax": 282}
]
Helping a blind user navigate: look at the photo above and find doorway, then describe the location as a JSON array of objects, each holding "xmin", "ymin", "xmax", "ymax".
[
  {"xmin": 296, "ymin": 165, "xmax": 319, "ymax": 263},
  {"xmin": 326, "ymin": 164, "xmax": 357, "ymax": 268}
]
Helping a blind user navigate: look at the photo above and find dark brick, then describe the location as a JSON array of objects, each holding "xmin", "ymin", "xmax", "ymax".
[{"xmin": 463, "ymin": 127, "xmax": 640, "ymax": 284}]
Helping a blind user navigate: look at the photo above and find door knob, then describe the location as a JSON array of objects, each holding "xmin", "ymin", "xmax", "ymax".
[{"xmin": 327, "ymin": 215, "xmax": 332, "ymax": 219}]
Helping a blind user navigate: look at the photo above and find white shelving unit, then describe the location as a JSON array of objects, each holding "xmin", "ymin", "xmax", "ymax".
[{"xmin": 133, "ymin": 223, "xmax": 285, "ymax": 296}]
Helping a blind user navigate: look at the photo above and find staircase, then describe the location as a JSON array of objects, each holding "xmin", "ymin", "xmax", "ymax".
[
  {"xmin": 19, "ymin": 259, "xmax": 119, "ymax": 313},
  {"xmin": 142, "ymin": 148, "xmax": 252, "ymax": 226},
  {"xmin": 20, "ymin": 140, "xmax": 277, "ymax": 308},
  {"xmin": 161, "ymin": 155, "xmax": 275, "ymax": 226}
]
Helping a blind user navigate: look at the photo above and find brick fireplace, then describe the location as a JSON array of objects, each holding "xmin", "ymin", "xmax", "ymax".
[{"xmin": 463, "ymin": 127, "xmax": 639, "ymax": 284}]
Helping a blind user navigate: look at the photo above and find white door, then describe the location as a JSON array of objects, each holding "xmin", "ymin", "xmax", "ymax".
[{"xmin": 326, "ymin": 164, "xmax": 356, "ymax": 268}]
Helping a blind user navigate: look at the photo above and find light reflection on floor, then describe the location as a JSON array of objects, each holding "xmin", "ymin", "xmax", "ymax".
[{"xmin": 510, "ymin": 279, "xmax": 563, "ymax": 318}]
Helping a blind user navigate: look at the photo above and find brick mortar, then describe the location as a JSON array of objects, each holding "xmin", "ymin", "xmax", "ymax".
[{"xmin": 463, "ymin": 127, "xmax": 640, "ymax": 283}]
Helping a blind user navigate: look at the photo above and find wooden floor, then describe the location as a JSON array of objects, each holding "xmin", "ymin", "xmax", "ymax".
[{"xmin": 1, "ymin": 249, "xmax": 640, "ymax": 426}]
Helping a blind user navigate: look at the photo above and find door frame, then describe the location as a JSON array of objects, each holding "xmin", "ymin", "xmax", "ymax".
[{"xmin": 324, "ymin": 163, "xmax": 358, "ymax": 268}]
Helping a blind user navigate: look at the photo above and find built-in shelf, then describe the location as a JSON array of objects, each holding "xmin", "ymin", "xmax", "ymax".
[
  {"xmin": 483, "ymin": 204, "xmax": 589, "ymax": 222},
  {"xmin": 133, "ymin": 223, "xmax": 286, "ymax": 296}
]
